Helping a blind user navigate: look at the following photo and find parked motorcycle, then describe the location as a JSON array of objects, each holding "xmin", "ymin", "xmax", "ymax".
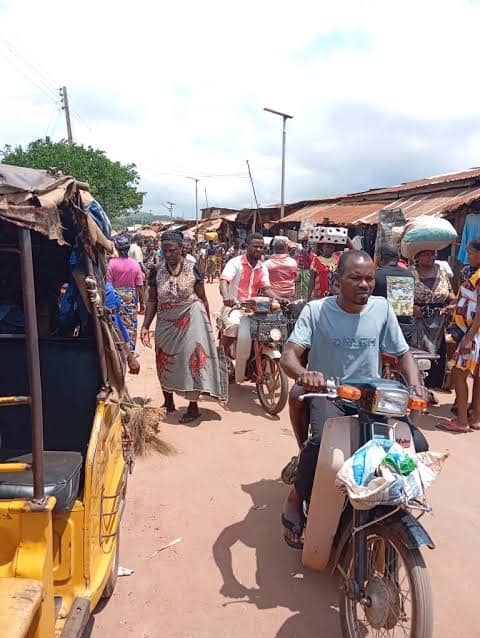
[
  {"xmin": 219, "ymin": 297, "xmax": 289, "ymax": 415},
  {"xmin": 296, "ymin": 378, "xmax": 434, "ymax": 637}
]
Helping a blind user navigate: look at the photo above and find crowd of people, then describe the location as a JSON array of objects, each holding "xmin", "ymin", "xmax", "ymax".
[{"xmin": 108, "ymin": 228, "xmax": 480, "ymax": 435}]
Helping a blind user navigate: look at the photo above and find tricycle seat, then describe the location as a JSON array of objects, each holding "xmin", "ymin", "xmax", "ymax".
[{"xmin": 0, "ymin": 451, "xmax": 82, "ymax": 513}]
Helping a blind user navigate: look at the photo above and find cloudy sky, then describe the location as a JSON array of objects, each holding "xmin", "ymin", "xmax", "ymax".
[{"xmin": 1, "ymin": 0, "xmax": 480, "ymax": 218}]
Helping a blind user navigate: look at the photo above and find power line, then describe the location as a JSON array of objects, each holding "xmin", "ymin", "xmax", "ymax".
[
  {"xmin": 45, "ymin": 104, "xmax": 60, "ymax": 137},
  {"xmin": 0, "ymin": 33, "xmax": 59, "ymax": 102},
  {"xmin": 0, "ymin": 32, "xmax": 94, "ymax": 137}
]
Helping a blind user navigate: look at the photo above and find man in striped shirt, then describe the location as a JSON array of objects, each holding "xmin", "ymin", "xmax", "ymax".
[{"xmin": 220, "ymin": 233, "xmax": 276, "ymax": 356}]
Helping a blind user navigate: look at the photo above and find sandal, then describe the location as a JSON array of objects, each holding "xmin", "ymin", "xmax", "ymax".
[
  {"xmin": 436, "ymin": 419, "xmax": 470, "ymax": 433},
  {"xmin": 179, "ymin": 410, "xmax": 200, "ymax": 424},
  {"xmin": 281, "ymin": 514, "xmax": 304, "ymax": 550},
  {"xmin": 281, "ymin": 456, "xmax": 299, "ymax": 485}
]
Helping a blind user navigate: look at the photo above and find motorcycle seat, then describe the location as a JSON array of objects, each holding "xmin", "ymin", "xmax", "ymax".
[{"xmin": 0, "ymin": 450, "xmax": 82, "ymax": 513}]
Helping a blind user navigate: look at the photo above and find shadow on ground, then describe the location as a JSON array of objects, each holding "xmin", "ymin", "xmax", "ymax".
[
  {"xmin": 212, "ymin": 477, "xmax": 341, "ymax": 638},
  {"xmin": 225, "ymin": 383, "xmax": 282, "ymax": 421}
]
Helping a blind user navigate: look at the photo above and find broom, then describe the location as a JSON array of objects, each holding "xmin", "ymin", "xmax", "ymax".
[{"xmin": 121, "ymin": 393, "xmax": 176, "ymax": 457}]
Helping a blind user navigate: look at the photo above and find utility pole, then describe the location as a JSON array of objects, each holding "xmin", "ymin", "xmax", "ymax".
[
  {"xmin": 204, "ymin": 185, "xmax": 209, "ymax": 208},
  {"xmin": 59, "ymin": 86, "xmax": 73, "ymax": 144},
  {"xmin": 186, "ymin": 177, "xmax": 200, "ymax": 240},
  {"xmin": 167, "ymin": 201, "xmax": 175, "ymax": 220},
  {"xmin": 246, "ymin": 159, "xmax": 260, "ymax": 232},
  {"xmin": 264, "ymin": 107, "xmax": 293, "ymax": 218}
]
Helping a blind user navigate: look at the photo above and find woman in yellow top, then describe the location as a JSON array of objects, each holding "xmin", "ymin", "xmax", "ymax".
[{"xmin": 445, "ymin": 239, "xmax": 480, "ymax": 432}]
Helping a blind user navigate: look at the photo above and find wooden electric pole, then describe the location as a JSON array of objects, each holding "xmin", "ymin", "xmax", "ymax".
[
  {"xmin": 246, "ymin": 160, "xmax": 260, "ymax": 232},
  {"xmin": 60, "ymin": 86, "xmax": 73, "ymax": 144}
]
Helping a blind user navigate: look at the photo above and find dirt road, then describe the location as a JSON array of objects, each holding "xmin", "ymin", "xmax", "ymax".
[{"xmin": 90, "ymin": 285, "xmax": 480, "ymax": 638}]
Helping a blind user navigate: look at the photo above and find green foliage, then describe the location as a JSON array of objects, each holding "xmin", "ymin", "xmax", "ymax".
[
  {"xmin": 1, "ymin": 138, "xmax": 145, "ymax": 218},
  {"xmin": 112, "ymin": 211, "xmax": 166, "ymax": 230}
]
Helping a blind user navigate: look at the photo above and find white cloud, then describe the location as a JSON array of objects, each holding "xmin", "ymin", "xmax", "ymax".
[{"xmin": 1, "ymin": 0, "xmax": 480, "ymax": 217}]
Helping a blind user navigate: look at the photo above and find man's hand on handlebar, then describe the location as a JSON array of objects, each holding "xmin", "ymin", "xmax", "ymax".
[{"xmin": 296, "ymin": 371, "xmax": 325, "ymax": 392}]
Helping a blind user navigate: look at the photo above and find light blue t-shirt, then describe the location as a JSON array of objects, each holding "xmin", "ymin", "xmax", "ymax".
[{"xmin": 288, "ymin": 296, "xmax": 408, "ymax": 383}]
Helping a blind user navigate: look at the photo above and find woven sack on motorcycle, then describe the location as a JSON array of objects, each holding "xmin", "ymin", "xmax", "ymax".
[{"xmin": 336, "ymin": 449, "xmax": 448, "ymax": 511}]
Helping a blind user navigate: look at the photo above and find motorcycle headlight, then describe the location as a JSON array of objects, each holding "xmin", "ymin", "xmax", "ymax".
[
  {"xmin": 269, "ymin": 327, "xmax": 282, "ymax": 342},
  {"xmin": 416, "ymin": 358, "xmax": 431, "ymax": 372},
  {"xmin": 371, "ymin": 388, "xmax": 409, "ymax": 416}
]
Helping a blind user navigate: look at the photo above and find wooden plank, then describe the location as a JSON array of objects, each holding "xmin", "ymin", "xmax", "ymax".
[{"xmin": 0, "ymin": 577, "xmax": 43, "ymax": 638}]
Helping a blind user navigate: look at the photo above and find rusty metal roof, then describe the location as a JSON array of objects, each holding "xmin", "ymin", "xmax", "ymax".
[{"xmin": 280, "ymin": 168, "xmax": 480, "ymax": 226}]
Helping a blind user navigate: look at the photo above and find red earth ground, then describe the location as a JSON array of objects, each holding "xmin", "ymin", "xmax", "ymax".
[{"xmin": 88, "ymin": 284, "xmax": 480, "ymax": 638}]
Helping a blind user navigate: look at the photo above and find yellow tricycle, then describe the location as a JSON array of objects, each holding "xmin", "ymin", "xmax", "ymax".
[{"xmin": 0, "ymin": 165, "xmax": 131, "ymax": 637}]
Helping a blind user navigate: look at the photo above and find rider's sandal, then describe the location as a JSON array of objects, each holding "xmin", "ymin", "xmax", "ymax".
[
  {"xmin": 281, "ymin": 514, "xmax": 304, "ymax": 550},
  {"xmin": 281, "ymin": 456, "xmax": 299, "ymax": 485}
]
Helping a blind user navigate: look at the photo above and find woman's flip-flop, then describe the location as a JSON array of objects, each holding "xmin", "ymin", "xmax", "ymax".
[
  {"xmin": 179, "ymin": 411, "xmax": 200, "ymax": 424},
  {"xmin": 436, "ymin": 420, "xmax": 470, "ymax": 433},
  {"xmin": 281, "ymin": 514, "xmax": 304, "ymax": 550}
]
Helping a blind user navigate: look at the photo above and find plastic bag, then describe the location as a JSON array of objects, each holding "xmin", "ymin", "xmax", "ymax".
[
  {"xmin": 351, "ymin": 439, "xmax": 392, "ymax": 486},
  {"xmin": 400, "ymin": 216, "xmax": 457, "ymax": 260},
  {"xmin": 336, "ymin": 447, "xmax": 448, "ymax": 511}
]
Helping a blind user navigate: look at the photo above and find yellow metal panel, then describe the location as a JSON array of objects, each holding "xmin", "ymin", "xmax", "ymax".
[
  {"xmin": 83, "ymin": 401, "xmax": 126, "ymax": 608},
  {"xmin": 0, "ymin": 577, "xmax": 43, "ymax": 638}
]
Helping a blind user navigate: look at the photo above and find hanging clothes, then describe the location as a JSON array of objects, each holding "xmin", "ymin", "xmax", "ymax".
[{"xmin": 458, "ymin": 213, "xmax": 480, "ymax": 264}]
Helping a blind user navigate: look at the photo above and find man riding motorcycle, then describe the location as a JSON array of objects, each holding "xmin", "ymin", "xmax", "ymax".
[
  {"xmin": 219, "ymin": 233, "xmax": 277, "ymax": 358},
  {"xmin": 279, "ymin": 249, "xmax": 429, "ymax": 548}
]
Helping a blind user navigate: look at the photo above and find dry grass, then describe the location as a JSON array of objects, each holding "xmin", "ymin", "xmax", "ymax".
[{"xmin": 121, "ymin": 395, "xmax": 176, "ymax": 457}]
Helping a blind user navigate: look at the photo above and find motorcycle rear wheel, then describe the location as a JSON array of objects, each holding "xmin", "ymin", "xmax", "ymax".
[
  {"xmin": 339, "ymin": 525, "xmax": 433, "ymax": 638},
  {"xmin": 256, "ymin": 355, "xmax": 288, "ymax": 415}
]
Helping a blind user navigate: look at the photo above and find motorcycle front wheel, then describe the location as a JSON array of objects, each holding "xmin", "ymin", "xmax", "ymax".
[
  {"xmin": 256, "ymin": 355, "xmax": 288, "ymax": 415},
  {"xmin": 339, "ymin": 525, "xmax": 433, "ymax": 638}
]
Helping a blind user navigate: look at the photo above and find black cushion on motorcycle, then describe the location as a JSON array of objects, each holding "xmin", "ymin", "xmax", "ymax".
[{"xmin": 0, "ymin": 450, "xmax": 82, "ymax": 513}]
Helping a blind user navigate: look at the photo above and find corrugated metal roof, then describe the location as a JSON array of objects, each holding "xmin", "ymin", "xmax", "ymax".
[
  {"xmin": 281, "ymin": 201, "xmax": 389, "ymax": 224},
  {"xmin": 358, "ymin": 167, "xmax": 480, "ymax": 197},
  {"xmin": 280, "ymin": 184, "xmax": 480, "ymax": 226}
]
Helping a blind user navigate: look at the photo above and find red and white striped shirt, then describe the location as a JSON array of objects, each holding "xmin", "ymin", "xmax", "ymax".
[{"xmin": 220, "ymin": 254, "xmax": 270, "ymax": 301}]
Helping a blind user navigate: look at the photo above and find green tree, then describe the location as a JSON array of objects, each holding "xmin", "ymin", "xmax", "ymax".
[{"xmin": 1, "ymin": 138, "xmax": 145, "ymax": 218}]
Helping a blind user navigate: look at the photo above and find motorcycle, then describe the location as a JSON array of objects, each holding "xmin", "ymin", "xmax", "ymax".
[
  {"xmin": 382, "ymin": 348, "xmax": 439, "ymax": 387},
  {"xmin": 297, "ymin": 378, "xmax": 434, "ymax": 637},
  {"xmin": 219, "ymin": 297, "xmax": 289, "ymax": 415}
]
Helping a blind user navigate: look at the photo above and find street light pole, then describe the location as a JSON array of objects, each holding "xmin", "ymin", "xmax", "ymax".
[
  {"xmin": 186, "ymin": 177, "xmax": 200, "ymax": 240},
  {"xmin": 264, "ymin": 107, "xmax": 293, "ymax": 219}
]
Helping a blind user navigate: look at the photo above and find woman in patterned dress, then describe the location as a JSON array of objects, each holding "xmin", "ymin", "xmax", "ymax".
[
  {"xmin": 410, "ymin": 249, "xmax": 455, "ymax": 389},
  {"xmin": 443, "ymin": 239, "xmax": 480, "ymax": 432},
  {"xmin": 140, "ymin": 231, "xmax": 227, "ymax": 423}
]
